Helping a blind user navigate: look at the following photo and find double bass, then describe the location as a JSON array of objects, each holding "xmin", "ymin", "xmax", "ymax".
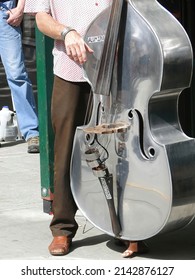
[{"xmin": 71, "ymin": 0, "xmax": 195, "ymax": 241}]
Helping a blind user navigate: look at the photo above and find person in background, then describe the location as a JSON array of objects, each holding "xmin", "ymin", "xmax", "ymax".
[
  {"xmin": 24, "ymin": 0, "xmax": 148, "ymax": 258},
  {"xmin": 0, "ymin": 0, "xmax": 39, "ymax": 153}
]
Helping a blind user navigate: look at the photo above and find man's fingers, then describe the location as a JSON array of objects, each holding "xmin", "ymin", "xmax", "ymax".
[
  {"xmin": 84, "ymin": 42, "xmax": 94, "ymax": 54},
  {"xmin": 65, "ymin": 36, "xmax": 94, "ymax": 64}
]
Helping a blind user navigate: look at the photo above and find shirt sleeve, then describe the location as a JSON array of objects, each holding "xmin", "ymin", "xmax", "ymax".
[{"xmin": 24, "ymin": 0, "xmax": 50, "ymax": 13}]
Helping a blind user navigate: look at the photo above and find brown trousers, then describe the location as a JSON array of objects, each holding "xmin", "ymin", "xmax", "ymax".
[{"xmin": 50, "ymin": 75, "xmax": 91, "ymax": 238}]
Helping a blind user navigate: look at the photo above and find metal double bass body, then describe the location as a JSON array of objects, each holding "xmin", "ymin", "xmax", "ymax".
[{"xmin": 71, "ymin": 0, "xmax": 195, "ymax": 240}]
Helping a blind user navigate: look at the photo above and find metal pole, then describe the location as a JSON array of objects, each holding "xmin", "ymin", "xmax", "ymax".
[{"xmin": 35, "ymin": 27, "xmax": 54, "ymax": 213}]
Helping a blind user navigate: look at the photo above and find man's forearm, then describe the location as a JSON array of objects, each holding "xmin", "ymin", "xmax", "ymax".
[
  {"xmin": 36, "ymin": 12, "xmax": 66, "ymax": 41},
  {"xmin": 16, "ymin": 0, "xmax": 25, "ymax": 12}
]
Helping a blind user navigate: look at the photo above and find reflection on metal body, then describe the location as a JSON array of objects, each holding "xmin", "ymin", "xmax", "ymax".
[{"xmin": 71, "ymin": 0, "xmax": 195, "ymax": 240}]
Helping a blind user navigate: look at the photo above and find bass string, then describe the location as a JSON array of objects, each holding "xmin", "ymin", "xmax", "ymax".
[{"xmin": 83, "ymin": 89, "xmax": 94, "ymax": 125}]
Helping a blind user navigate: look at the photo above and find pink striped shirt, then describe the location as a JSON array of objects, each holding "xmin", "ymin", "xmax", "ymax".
[{"xmin": 25, "ymin": 0, "xmax": 111, "ymax": 82}]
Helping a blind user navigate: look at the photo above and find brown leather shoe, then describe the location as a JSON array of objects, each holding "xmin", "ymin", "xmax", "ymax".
[{"xmin": 48, "ymin": 236, "xmax": 72, "ymax": 256}]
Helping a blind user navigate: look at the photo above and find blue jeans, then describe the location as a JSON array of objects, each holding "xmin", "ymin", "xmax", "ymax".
[{"xmin": 0, "ymin": 0, "xmax": 39, "ymax": 140}]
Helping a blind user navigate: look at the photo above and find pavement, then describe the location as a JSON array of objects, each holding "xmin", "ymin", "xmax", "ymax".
[{"xmin": 1, "ymin": 140, "xmax": 195, "ymax": 261}]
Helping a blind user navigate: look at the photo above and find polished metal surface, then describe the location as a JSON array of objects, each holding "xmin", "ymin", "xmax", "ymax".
[{"xmin": 71, "ymin": 0, "xmax": 195, "ymax": 240}]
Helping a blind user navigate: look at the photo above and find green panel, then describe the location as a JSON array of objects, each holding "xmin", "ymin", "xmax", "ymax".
[{"xmin": 35, "ymin": 28, "xmax": 54, "ymax": 198}]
